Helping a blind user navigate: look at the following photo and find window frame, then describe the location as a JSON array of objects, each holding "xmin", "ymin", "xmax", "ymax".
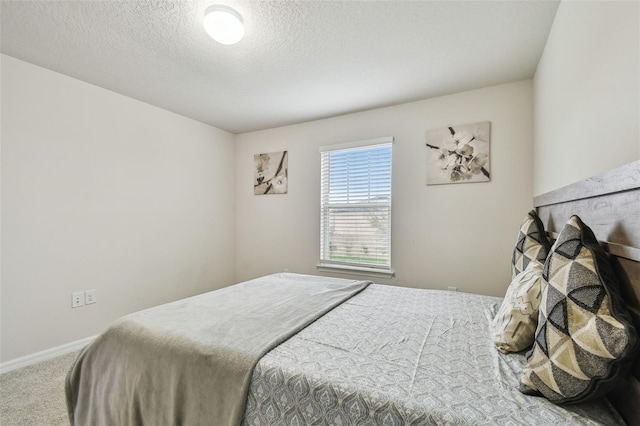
[{"xmin": 317, "ymin": 136, "xmax": 394, "ymax": 278}]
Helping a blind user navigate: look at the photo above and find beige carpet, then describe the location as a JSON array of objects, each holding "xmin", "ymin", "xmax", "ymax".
[{"xmin": 0, "ymin": 351, "xmax": 79, "ymax": 426}]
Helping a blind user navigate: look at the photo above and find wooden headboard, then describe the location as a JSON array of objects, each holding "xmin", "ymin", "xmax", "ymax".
[{"xmin": 534, "ymin": 160, "xmax": 640, "ymax": 424}]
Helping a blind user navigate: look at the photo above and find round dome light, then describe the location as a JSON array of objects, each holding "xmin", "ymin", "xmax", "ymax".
[{"xmin": 203, "ymin": 5, "xmax": 244, "ymax": 45}]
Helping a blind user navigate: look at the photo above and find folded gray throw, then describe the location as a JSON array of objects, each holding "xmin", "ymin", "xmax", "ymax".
[{"xmin": 66, "ymin": 273, "xmax": 370, "ymax": 426}]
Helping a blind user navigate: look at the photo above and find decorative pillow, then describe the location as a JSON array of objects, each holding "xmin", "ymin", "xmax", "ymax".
[
  {"xmin": 493, "ymin": 260, "xmax": 544, "ymax": 353},
  {"xmin": 512, "ymin": 210, "xmax": 552, "ymax": 279},
  {"xmin": 520, "ymin": 215, "xmax": 638, "ymax": 404}
]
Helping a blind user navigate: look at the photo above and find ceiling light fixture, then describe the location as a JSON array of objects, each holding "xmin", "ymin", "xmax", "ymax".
[{"xmin": 203, "ymin": 5, "xmax": 245, "ymax": 45}]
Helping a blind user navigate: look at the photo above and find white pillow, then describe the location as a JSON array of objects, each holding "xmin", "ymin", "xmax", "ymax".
[{"xmin": 492, "ymin": 260, "xmax": 544, "ymax": 353}]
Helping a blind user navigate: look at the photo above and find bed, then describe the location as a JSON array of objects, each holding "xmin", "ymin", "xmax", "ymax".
[{"xmin": 66, "ymin": 161, "xmax": 640, "ymax": 425}]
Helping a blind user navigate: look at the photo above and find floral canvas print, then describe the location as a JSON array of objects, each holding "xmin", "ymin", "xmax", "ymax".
[
  {"xmin": 426, "ymin": 121, "xmax": 491, "ymax": 185},
  {"xmin": 254, "ymin": 151, "xmax": 288, "ymax": 195}
]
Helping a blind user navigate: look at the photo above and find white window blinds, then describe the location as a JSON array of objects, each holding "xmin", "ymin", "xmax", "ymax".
[{"xmin": 319, "ymin": 137, "xmax": 393, "ymax": 272}]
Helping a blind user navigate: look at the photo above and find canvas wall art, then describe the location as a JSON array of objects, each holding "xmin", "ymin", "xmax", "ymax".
[
  {"xmin": 425, "ymin": 121, "xmax": 491, "ymax": 185},
  {"xmin": 254, "ymin": 150, "xmax": 288, "ymax": 195}
]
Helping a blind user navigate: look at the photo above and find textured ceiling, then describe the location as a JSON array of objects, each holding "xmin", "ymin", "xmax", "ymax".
[{"xmin": 1, "ymin": 1, "xmax": 559, "ymax": 134}]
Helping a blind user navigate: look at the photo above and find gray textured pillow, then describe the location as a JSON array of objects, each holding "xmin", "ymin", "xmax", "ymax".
[
  {"xmin": 493, "ymin": 259, "xmax": 544, "ymax": 353},
  {"xmin": 512, "ymin": 210, "xmax": 552, "ymax": 279},
  {"xmin": 520, "ymin": 215, "xmax": 638, "ymax": 404}
]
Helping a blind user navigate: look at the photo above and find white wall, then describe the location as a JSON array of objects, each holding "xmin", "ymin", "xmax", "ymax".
[
  {"xmin": 235, "ymin": 81, "xmax": 534, "ymax": 297},
  {"xmin": 1, "ymin": 55, "xmax": 236, "ymax": 363},
  {"xmin": 533, "ymin": 0, "xmax": 639, "ymax": 195}
]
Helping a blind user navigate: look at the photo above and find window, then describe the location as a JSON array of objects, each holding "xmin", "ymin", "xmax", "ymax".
[{"xmin": 319, "ymin": 136, "xmax": 393, "ymax": 276}]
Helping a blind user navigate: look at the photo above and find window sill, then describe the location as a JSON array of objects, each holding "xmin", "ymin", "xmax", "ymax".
[{"xmin": 316, "ymin": 263, "xmax": 395, "ymax": 279}]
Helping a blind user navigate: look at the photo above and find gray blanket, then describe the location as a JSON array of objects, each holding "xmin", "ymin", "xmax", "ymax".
[
  {"xmin": 243, "ymin": 284, "xmax": 624, "ymax": 425},
  {"xmin": 65, "ymin": 273, "xmax": 370, "ymax": 426}
]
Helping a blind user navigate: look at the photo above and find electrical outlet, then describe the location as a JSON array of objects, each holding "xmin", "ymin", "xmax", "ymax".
[
  {"xmin": 447, "ymin": 286, "xmax": 458, "ymax": 292},
  {"xmin": 85, "ymin": 289, "xmax": 97, "ymax": 305},
  {"xmin": 72, "ymin": 292, "xmax": 84, "ymax": 308}
]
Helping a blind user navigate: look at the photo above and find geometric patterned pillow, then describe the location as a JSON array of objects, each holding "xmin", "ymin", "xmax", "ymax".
[
  {"xmin": 493, "ymin": 259, "xmax": 545, "ymax": 354},
  {"xmin": 512, "ymin": 210, "xmax": 552, "ymax": 279},
  {"xmin": 520, "ymin": 215, "xmax": 638, "ymax": 404}
]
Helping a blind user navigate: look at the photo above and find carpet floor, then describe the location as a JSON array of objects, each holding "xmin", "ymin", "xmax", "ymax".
[{"xmin": 0, "ymin": 351, "xmax": 79, "ymax": 426}]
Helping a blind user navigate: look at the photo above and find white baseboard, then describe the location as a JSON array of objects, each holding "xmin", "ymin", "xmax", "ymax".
[{"xmin": 0, "ymin": 335, "xmax": 96, "ymax": 375}]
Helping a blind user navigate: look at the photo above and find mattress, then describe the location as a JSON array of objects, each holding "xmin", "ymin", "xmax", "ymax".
[{"xmin": 243, "ymin": 284, "xmax": 623, "ymax": 425}]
